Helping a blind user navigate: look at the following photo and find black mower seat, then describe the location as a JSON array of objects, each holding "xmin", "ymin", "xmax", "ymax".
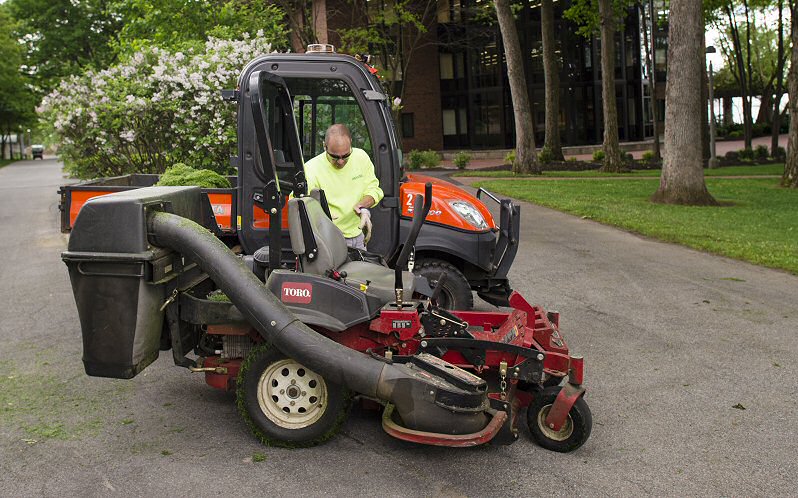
[{"xmin": 287, "ymin": 195, "xmax": 415, "ymax": 304}]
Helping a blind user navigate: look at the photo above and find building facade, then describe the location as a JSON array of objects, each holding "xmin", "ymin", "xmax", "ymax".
[{"xmin": 395, "ymin": 0, "xmax": 665, "ymax": 151}]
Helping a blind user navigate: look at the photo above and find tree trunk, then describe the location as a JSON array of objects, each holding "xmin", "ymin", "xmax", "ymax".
[
  {"xmin": 598, "ymin": 0, "xmax": 624, "ymax": 172},
  {"xmin": 651, "ymin": 0, "xmax": 717, "ymax": 205},
  {"xmin": 644, "ymin": 0, "xmax": 660, "ymax": 161},
  {"xmin": 772, "ymin": 0, "xmax": 786, "ymax": 155},
  {"xmin": 702, "ymin": 63, "xmax": 710, "ymax": 162},
  {"xmin": 723, "ymin": 97, "xmax": 734, "ymax": 126},
  {"xmin": 289, "ymin": 8, "xmax": 306, "ymax": 52},
  {"xmin": 783, "ymin": 0, "xmax": 798, "ymax": 187},
  {"xmin": 494, "ymin": 0, "xmax": 539, "ymax": 174},
  {"xmin": 313, "ymin": 0, "xmax": 328, "ymax": 44},
  {"xmin": 756, "ymin": 89, "xmax": 773, "ymax": 125},
  {"xmin": 725, "ymin": 5, "xmax": 753, "ymax": 149},
  {"xmin": 541, "ymin": 0, "xmax": 563, "ymax": 160}
]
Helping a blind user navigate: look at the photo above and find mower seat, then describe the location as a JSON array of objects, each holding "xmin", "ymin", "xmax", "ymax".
[{"xmin": 287, "ymin": 195, "xmax": 415, "ymax": 304}]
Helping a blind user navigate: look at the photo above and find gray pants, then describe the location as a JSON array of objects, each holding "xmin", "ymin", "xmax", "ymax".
[{"xmin": 345, "ymin": 233, "xmax": 366, "ymax": 251}]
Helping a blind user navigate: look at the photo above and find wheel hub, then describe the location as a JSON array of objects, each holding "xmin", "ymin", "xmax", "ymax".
[
  {"xmin": 257, "ymin": 358, "xmax": 328, "ymax": 429},
  {"xmin": 537, "ymin": 404, "xmax": 574, "ymax": 441}
]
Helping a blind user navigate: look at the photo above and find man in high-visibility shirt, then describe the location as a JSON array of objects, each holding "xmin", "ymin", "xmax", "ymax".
[{"xmin": 304, "ymin": 124, "xmax": 384, "ymax": 250}]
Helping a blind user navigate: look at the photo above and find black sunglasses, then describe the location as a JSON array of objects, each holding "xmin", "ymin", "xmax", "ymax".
[{"xmin": 327, "ymin": 150, "xmax": 352, "ymax": 161}]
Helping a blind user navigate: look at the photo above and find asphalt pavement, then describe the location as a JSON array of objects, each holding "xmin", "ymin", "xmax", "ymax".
[{"xmin": 1, "ymin": 158, "xmax": 796, "ymax": 496}]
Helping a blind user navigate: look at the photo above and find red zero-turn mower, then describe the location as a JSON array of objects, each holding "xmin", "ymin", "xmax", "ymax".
[{"xmin": 61, "ymin": 72, "xmax": 592, "ymax": 452}]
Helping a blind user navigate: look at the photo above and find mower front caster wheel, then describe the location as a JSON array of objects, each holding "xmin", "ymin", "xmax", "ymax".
[
  {"xmin": 237, "ymin": 345, "xmax": 351, "ymax": 448},
  {"xmin": 527, "ymin": 386, "xmax": 592, "ymax": 453}
]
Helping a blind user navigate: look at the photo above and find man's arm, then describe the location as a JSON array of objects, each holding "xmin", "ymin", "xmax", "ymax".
[{"xmin": 353, "ymin": 151, "xmax": 384, "ymax": 213}]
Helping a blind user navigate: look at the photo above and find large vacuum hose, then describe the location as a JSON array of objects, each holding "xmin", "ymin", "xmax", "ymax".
[{"xmin": 148, "ymin": 211, "xmax": 386, "ymax": 397}]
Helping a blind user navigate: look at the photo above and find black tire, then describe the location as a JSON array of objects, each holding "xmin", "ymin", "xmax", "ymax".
[
  {"xmin": 527, "ymin": 386, "xmax": 592, "ymax": 453},
  {"xmin": 236, "ymin": 344, "xmax": 351, "ymax": 448},
  {"xmin": 414, "ymin": 258, "xmax": 473, "ymax": 310}
]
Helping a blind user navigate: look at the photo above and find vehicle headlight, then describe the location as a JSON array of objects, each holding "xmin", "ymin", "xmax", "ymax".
[{"xmin": 449, "ymin": 201, "xmax": 488, "ymax": 229}]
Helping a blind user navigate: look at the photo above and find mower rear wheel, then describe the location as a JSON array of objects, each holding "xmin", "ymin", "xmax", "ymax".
[
  {"xmin": 527, "ymin": 386, "xmax": 592, "ymax": 453},
  {"xmin": 237, "ymin": 344, "xmax": 350, "ymax": 448},
  {"xmin": 414, "ymin": 258, "xmax": 473, "ymax": 310}
]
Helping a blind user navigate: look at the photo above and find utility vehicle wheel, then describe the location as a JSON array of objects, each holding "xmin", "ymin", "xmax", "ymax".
[
  {"xmin": 414, "ymin": 259, "xmax": 473, "ymax": 310},
  {"xmin": 527, "ymin": 386, "xmax": 592, "ymax": 453},
  {"xmin": 237, "ymin": 345, "xmax": 350, "ymax": 448}
]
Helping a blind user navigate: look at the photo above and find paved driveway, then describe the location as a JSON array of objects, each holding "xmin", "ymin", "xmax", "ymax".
[{"xmin": 1, "ymin": 159, "xmax": 796, "ymax": 496}]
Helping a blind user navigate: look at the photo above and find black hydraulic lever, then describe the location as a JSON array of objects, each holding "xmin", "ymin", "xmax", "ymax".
[{"xmin": 394, "ymin": 182, "xmax": 433, "ymax": 297}]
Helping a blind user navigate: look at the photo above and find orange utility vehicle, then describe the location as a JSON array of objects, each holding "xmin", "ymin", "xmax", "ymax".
[{"xmin": 59, "ymin": 46, "xmax": 520, "ymax": 310}]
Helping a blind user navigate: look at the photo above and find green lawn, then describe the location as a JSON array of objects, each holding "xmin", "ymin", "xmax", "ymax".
[
  {"xmin": 454, "ymin": 164, "xmax": 785, "ymax": 178},
  {"xmin": 0, "ymin": 159, "xmax": 16, "ymax": 169},
  {"xmin": 475, "ymin": 177, "xmax": 798, "ymax": 274}
]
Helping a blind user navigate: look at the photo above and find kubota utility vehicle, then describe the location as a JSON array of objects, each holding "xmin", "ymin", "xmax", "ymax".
[
  {"xmin": 61, "ymin": 49, "xmax": 592, "ymax": 451},
  {"xmin": 59, "ymin": 46, "xmax": 519, "ymax": 311}
]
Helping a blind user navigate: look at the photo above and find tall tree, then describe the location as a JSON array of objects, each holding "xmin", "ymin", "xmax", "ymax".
[
  {"xmin": 783, "ymin": 0, "xmax": 798, "ymax": 187},
  {"xmin": 494, "ymin": 0, "xmax": 539, "ymax": 174},
  {"xmin": 597, "ymin": 0, "xmax": 624, "ymax": 171},
  {"xmin": 651, "ymin": 0, "xmax": 717, "ymax": 205},
  {"xmin": 0, "ymin": 5, "xmax": 35, "ymax": 159},
  {"xmin": 7, "ymin": 0, "xmax": 123, "ymax": 94},
  {"xmin": 541, "ymin": 0, "xmax": 563, "ymax": 160},
  {"xmin": 641, "ymin": 0, "xmax": 660, "ymax": 161},
  {"xmin": 565, "ymin": 0, "xmax": 633, "ymax": 172},
  {"xmin": 771, "ymin": 0, "xmax": 786, "ymax": 155}
]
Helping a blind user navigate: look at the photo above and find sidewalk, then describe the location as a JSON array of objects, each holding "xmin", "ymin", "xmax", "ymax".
[{"xmin": 437, "ymin": 134, "xmax": 789, "ymax": 170}]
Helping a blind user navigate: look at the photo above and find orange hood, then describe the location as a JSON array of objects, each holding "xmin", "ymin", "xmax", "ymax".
[{"xmin": 400, "ymin": 173, "xmax": 497, "ymax": 232}]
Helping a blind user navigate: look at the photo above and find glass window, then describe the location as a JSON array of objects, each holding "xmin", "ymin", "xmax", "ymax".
[
  {"xmin": 401, "ymin": 113, "xmax": 414, "ymax": 138},
  {"xmin": 286, "ymin": 78, "xmax": 374, "ymax": 162},
  {"xmin": 440, "ymin": 53, "xmax": 454, "ymax": 80}
]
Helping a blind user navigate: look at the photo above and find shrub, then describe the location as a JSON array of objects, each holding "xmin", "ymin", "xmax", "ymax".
[
  {"xmin": 754, "ymin": 144, "xmax": 769, "ymax": 160},
  {"xmin": 538, "ymin": 145, "xmax": 554, "ymax": 165},
  {"xmin": 737, "ymin": 148, "xmax": 755, "ymax": 161},
  {"xmin": 39, "ymin": 35, "xmax": 278, "ymax": 179},
  {"xmin": 156, "ymin": 163, "xmax": 232, "ymax": 188},
  {"xmin": 407, "ymin": 149, "xmax": 440, "ymax": 169},
  {"xmin": 728, "ymin": 130, "xmax": 743, "ymax": 139},
  {"xmin": 773, "ymin": 146, "xmax": 787, "ymax": 160},
  {"xmin": 453, "ymin": 151, "xmax": 471, "ymax": 169},
  {"xmin": 504, "ymin": 150, "xmax": 516, "ymax": 165},
  {"xmin": 724, "ymin": 150, "xmax": 740, "ymax": 162},
  {"xmin": 641, "ymin": 150, "xmax": 655, "ymax": 162},
  {"xmin": 624, "ymin": 152, "xmax": 635, "ymax": 164},
  {"xmin": 592, "ymin": 149, "xmax": 605, "ymax": 162}
]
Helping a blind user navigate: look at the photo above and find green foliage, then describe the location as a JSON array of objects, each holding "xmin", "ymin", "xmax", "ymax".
[
  {"xmin": 538, "ymin": 146, "xmax": 554, "ymax": 165},
  {"xmin": 453, "ymin": 151, "xmax": 471, "ymax": 169},
  {"xmin": 754, "ymin": 144, "xmax": 769, "ymax": 160},
  {"xmin": 252, "ymin": 452, "xmax": 267, "ymax": 463},
  {"xmin": 772, "ymin": 145, "xmax": 786, "ymax": 160},
  {"xmin": 642, "ymin": 150, "xmax": 655, "ymax": 162},
  {"xmin": 504, "ymin": 150, "xmax": 516, "ymax": 164},
  {"xmin": 112, "ymin": 0, "xmax": 288, "ymax": 56},
  {"xmin": 0, "ymin": 5, "xmax": 36, "ymax": 142},
  {"xmin": 406, "ymin": 149, "xmax": 440, "ymax": 169},
  {"xmin": 206, "ymin": 289, "xmax": 231, "ymax": 302},
  {"xmin": 738, "ymin": 148, "xmax": 756, "ymax": 161},
  {"xmin": 156, "ymin": 164, "xmax": 232, "ymax": 188},
  {"xmin": 592, "ymin": 149, "xmax": 606, "ymax": 162},
  {"xmin": 624, "ymin": 152, "xmax": 635, "ymax": 163},
  {"xmin": 564, "ymin": 0, "xmax": 637, "ymax": 37},
  {"xmin": 39, "ymin": 36, "xmax": 276, "ymax": 179},
  {"xmin": 7, "ymin": 0, "xmax": 123, "ymax": 94},
  {"xmin": 475, "ymin": 177, "xmax": 798, "ymax": 274}
]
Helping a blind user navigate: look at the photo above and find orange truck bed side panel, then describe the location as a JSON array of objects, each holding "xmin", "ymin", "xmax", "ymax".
[{"xmin": 69, "ymin": 190, "xmax": 234, "ymax": 232}]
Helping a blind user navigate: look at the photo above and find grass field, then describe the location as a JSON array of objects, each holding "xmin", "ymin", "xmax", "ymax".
[
  {"xmin": 474, "ymin": 177, "xmax": 798, "ymax": 274},
  {"xmin": 0, "ymin": 159, "xmax": 16, "ymax": 169},
  {"xmin": 454, "ymin": 164, "xmax": 785, "ymax": 178}
]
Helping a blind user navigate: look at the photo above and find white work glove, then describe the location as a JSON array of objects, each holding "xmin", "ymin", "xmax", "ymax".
[{"xmin": 358, "ymin": 208, "xmax": 372, "ymax": 244}]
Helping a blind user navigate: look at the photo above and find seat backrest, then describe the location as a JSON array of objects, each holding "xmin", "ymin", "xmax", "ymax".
[{"xmin": 287, "ymin": 196, "xmax": 348, "ymax": 275}]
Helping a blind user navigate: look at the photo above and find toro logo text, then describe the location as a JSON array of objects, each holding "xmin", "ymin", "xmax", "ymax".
[{"xmin": 281, "ymin": 282, "xmax": 313, "ymax": 304}]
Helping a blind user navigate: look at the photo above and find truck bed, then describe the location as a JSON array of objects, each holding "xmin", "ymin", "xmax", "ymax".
[{"xmin": 58, "ymin": 174, "xmax": 238, "ymax": 234}]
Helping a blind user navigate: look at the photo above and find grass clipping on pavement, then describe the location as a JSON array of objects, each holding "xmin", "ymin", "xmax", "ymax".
[
  {"xmin": 156, "ymin": 163, "xmax": 231, "ymax": 188},
  {"xmin": 475, "ymin": 177, "xmax": 798, "ymax": 274}
]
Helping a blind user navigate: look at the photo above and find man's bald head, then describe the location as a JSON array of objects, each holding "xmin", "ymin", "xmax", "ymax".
[{"xmin": 324, "ymin": 124, "xmax": 352, "ymax": 145}]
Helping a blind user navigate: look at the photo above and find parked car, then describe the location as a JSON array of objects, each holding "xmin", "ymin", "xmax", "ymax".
[{"xmin": 31, "ymin": 144, "xmax": 44, "ymax": 159}]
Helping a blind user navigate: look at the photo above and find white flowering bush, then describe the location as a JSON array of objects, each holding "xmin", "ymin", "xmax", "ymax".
[{"xmin": 39, "ymin": 34, "xmax": 275, "ymax": 178}]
